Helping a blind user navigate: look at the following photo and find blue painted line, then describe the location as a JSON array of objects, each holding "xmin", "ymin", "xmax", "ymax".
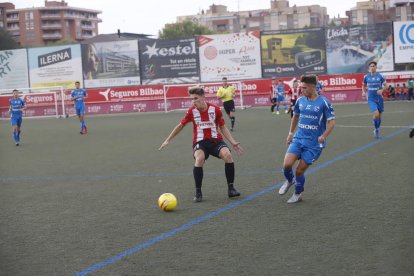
[{"xmin": 74, "ymin": 128, "xmax": 407, "ymax": 276}]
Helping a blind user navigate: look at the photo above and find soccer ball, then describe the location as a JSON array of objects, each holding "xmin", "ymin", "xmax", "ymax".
[{"xmin": 158, "ymin": 193, "xmax": 177, "ymax": 211}]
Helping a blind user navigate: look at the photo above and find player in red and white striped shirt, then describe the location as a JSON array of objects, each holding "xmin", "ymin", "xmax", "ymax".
[
  {"xmin": 159, "ymin": 87, "xmax": 243, "ymax": 203},
  {"xmin": 287, "ymin": 79, "xmax": 302, "ymax": 118}
]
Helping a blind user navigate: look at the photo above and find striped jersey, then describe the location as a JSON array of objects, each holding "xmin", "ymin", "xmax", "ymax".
[{"xmin": 181, "ymin": 103, "xmax": 225, "ymax": 144}]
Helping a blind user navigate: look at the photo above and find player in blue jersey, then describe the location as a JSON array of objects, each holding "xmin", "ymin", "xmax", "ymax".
[
  {"xmin": 316, "ymin": 75, "xmax": 324, "ymax": 95},
  {"xmin": 362, "ymin": 61, "xmax": 386, "ymax": 139},
  {"xmin": 278, "ymin": 75, "xmax": 336, "ymax": 203},
  {"xmin": 8, "ymin": 89, "xmax": 26, "ymax": 146},
  {"xmin": 275, "ymin": 80, "xmax": 288, "ymax": 114},
  {"xmin": 71, "ymin": 81, "xmax": 88, "ymax": 134}
]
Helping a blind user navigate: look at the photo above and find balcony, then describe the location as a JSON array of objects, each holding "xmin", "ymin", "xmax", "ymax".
[
  {"xmin": 42, "ymin": 23, "xmax": 62, "ymax": 29},
  {"xmin": 41, "ymin": 13, "xmax": 61, "ymax": 19},
  {"xmin": 6, "ymin": 15, "xmax": 19, "ymax": 22},
  {"xmin": 42, "ymin": 33, "xmax": 63, "ymax": 39}
]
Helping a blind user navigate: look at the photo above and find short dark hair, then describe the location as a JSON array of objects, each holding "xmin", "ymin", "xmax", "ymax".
[
  {"xmin": 369, "ymin": 61, "xmax": 377, "ymax": 67},
  {"xmin": 300, "ymin": 75, "xmax": 317, "ymax": 85},
  {"xmin": 12, "ymin": 89, "xmax": 18, "ymax": 93},
  {"xmin": 75, "ymin": 81, "xmax": 80, "ymax": 85},
  {"xmin": 222, "ymin": 77, "xmax": 227, "ymax": 81},
  {"xmin": 188, "ymin": 87, "xmax": 205, "ymax": 96}
]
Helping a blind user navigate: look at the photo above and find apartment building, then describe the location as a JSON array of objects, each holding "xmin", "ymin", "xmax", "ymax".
[
  {"xmin": 176, "ymin": 0, "xmax": 329, "ymax": 33},
  {"xmin": 0, "ymin": 0, "xmax": 101, "ymax": 46},
  {"xmin": 347, "ymin": 0, "xmax": 414, "ymax": 25}
]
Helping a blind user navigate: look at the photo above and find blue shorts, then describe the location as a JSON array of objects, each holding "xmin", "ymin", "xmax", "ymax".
[
  {"xmin": 10, "ymin": 116, "xmax": 22, "ymax": 127},
  {"xmin": 277, "ymin": 95, "xmax": 285, "ymax": 103},
  {"xmin": 367, "ymin": 98, "xmax": 384, "ymax": 113},
  {"xmin": 75, "ymin": 105, "xmax": 85, "ymax": 116},
  {"xmin": 287, "ymin": 140, "xmax": 323, "ymax": 165}
]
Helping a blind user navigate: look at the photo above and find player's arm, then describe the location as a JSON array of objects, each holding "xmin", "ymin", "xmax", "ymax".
[
  {"xmin": 20, "ymin": 101, "xmax": 26, "ymax": 111},
  {"xmin": 158, "ymin": 123, "xmax": 185, "ymax": 150},
  {"xmin": 287, "ymin": 114, "xmax": 299, "ymax": 145},
  {"xmin": 217, "ymin": 88, "xmax": 224, "ymax": 100},
  {"xmin": 318, "ymin": 119, "xmax": 335, "ymax": 144},
  {"xmin": 378, "ymin": 80, "xmax": 387, "ymax": 95},
  {"xmin": 219, "ymin": 124, "xmax": 243, "ymax": 155},
  {"xmin": 70, "ymin": 91, "xmax": 77, "ymax": 101},
  {"xmin": 362, "ymin": 78, "xmax": 367, "ymax": 97},
  {"xmin": 84, "ymin": 90, "xmax": 88, "ymax": 99}
]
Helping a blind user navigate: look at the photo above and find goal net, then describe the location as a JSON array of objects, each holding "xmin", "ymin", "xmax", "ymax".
[
  {"xmin": 0, "ymin": 86, "xmax": 65, "ymax": 119},
  {"xmin": 162, "ymin": 81, "xmax": 245, "ymax": 113}
]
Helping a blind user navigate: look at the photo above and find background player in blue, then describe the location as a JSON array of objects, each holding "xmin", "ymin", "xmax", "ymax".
[
  {"xmin": 362, "ymin": 61, "xmax": 386, "ymax": 138},
  {"xmin": 71, "ymin": 81, "xmax": 88, "ymax": 134},
  {"xmin": 316, "ymin": 75, "xmax": 324, "ymax": 95},
  {"xmin": 276, "ymin": 80, "xmax": 288, "ymax": 114},
  {"xmin": 278, "ymin": 75, "xmax": 335, "ymax": 203},
  {"xmin": 8, "ymin": 89, "xmax": 26, "ymax": 146}
]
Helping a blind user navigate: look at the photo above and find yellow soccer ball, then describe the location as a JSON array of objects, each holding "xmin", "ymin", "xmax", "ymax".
[{"xmin": 158, "ymin": 193, "xmax": 177, "ymax": 211}]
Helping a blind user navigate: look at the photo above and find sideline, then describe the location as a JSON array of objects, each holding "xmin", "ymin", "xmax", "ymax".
[{"xmin": 74, "ymin": 127, "xmax": 407, "ymax": 276}]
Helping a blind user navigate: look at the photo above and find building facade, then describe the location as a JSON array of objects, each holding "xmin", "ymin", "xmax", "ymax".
[
  {"xmin": 0, "ymin": 0, "xmax": 101, "ymax": 47},
  {"xmin": 176, "ymin": 0, "xmax": 329, "ymax": 33}
]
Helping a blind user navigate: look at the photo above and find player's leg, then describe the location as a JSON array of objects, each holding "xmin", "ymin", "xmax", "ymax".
[
  {"xmin": 16, "ymin": 118, "xmax": 22, "ymax": 144},
  {"xmin": 270, "ymin": 99, "xmax": 277, "ymax": 113},
  {"xmin": 288, "ymin": 147, "xmax": 322, "ymax": 203},
  {"xmin": 282, "ymin": 97, "xmax": 288, "ymax": 113},
  {"xmin": 10, "ymin": 117, "xmax": 19, "ymax": 145},
  {"xmin": 368, "ymin": 100, "xmax": 380, "ymax": 138},
  {"xmin": 79, "ymin": 105, "xmax": 87, "ymax": 133},
  {"xmin": 279, "ymin": 150, "xmax": 299, "ymax": 195},
  {"xmin": 217, "ymin": 144, "xmax": 240, "ymax": 198},
  {"xmin": 193, "ymin": 142, "xmax": 208, "ymax": 202}
]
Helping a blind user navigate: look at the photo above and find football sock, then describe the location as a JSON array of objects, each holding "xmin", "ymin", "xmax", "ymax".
[
  {"xmin": 295, "ymin": 175, "xmax": 305, "ymax": 194},
  {"xmin": 276, "ymin": 105, "xmax": 280, "ymax": 111},
  {"xmin": 225, "ymin": 162, "xmax": 235, "ymax": 186},
  {"xmin": 271, "ymin": 104, "xmax": 276, "ymax": 112},
  {"xmin": 193, "ymin": 166, "xmax": 203, "ymax": 191},
  {"xmin": 283, "ymin": 168, "xmax": 294, "ymax": 183},
  {"xmin": 378, "ymin": 118, "xmax": 381, "ymax": 128},
  {"xmin": 13, "ymin": 131, "xmax": 18, "ymax": 142},
  {"xmin": 230, "ymin": 117, "xmax": 235, "ymax": 128},
  {"xmin": 373, "ymin": 118, "xmax": 379, "ymax": 129}
]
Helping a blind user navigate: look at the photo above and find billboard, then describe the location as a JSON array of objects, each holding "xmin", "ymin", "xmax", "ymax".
[
  {"xmin": 82, "ymin": 40, "xmax": 140, "ymax": 88},
  {"xmin": 198, "ymin": 31, "xmax": 262, "ymax": 82},
  {"xmin": 261, "ymin": 28, "xmax": 326, "ymax": 78},
  {"xmin": 326, "ymin": 23, "xmax": 394, "ymax": 74},
  {"xmin": 139, "ymin": 38, "xmax": 200, "ymax": 85},
  {"xmin": 393, "ymin": 21, "xmax": 414, "ymax": 63},
  {"xmin": 0, "ymin": 49, "xmax": 29, "ymax": 91},
  {"xmin": 28, "ymin": 44, "xmax": 83, "ymax": 89}
]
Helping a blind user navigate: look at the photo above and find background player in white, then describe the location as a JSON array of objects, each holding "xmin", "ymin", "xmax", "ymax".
[
  {"xmin": 278, "ymin": 75, "xmax": 335, "ymax": 203},
  {"xmin": 159, "ymin": 87, "xmax": 243, "ymax": 203},
  {"xmin": 8, "ymin": 89, "xmax": 26, "ymax": 146},
  {"xmin": 71, "ymin": 81, "xmax": 88, "ymax": 134},
  {"xmin": 362, "ymin": 61, "xmax": 386, "ymax": 139}
]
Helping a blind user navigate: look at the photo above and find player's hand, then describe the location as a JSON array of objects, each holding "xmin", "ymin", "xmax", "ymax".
[
  {"xmin": 158, "ymin": 141, "xmax": 169, "ymax": 150},
  {"xmin": 318, "ymin": 136, "xmax": 325, "ymax": 144},
  {"xmin": 286, "ymin": 133, "xmax": 293, "ymax": 145},
  {"xmin": 362, "ymin": 91, "xmax": 366, "ymax": 98},
  {"xmin": 377, "ymin": 89, "xmax": 384, "ymax": 95},
  {"xmin": 232, "ymin": 142, "xmax": 243, "ymax": 155}
]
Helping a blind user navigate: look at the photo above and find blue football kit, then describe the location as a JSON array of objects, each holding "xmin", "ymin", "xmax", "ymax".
[
  {"xmin": 363, "ymin": 72, "xmax": 385, "ymax": 113},
  {"xmin": 9, "ymin": 97, "xmax": 25, "ymax": 127},
  {"xmin": 9, "ymin": 97, "xmax": 26, "ymax": 144},
  {"xmin": 276, "ymin": 84, "xmax": 287, "ymax": 111},
  {"xmin": 288, "ymin": 95, "xmax": 335, "ymax": 164},
  {"xmin": 71, "ymin": 88, "xmax": 87, "ymax": 116}
]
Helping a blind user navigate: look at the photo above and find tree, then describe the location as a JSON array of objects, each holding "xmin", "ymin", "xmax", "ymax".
[
  {"xmin": 0, "ymin": 28, "xmax": 19, "ymax": 50},
  {"xmin": 158, "ymin": 20, "xmax": 214, "ymax": 39}
]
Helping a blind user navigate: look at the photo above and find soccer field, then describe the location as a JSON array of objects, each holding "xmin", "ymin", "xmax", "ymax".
[{"xmin": 0, "ymin": 101, "xmax": 413, "ymax": 276}]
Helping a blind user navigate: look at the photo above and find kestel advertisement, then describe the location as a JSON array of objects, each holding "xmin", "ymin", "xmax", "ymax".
[
  {"xmin": 261, "ymin": 28, "xmax": 327, "ymax": 78},
  {"xmin": 198, "ymin": 31, "xmax": 262, "ymax": 82},
  {"xmin": 0, "ymin": 49, "xmax": 30, "ymax": 91},
  {"xmin": 326, "ymin": 23, "xmax": 394, "ymax": 74},
  {"xmin": 139, "ymin": 37, "xmax": 200, "ymax": 85},
  {"xmin": 82, "ymin": 40, "xmax": 140, "ymax": 88},
  {"xmin": 28, "ymin": 44, "xmax": 83, "ymax": 89}
]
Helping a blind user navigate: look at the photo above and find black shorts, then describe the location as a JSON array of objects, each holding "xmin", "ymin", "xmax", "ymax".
[
  {"xmin": 271, "ymin": 97, "xmax": 277, "ymax": 104},
  {"xmin": 193, "ymin": 139, "xmax": 228, "ymax": 160},
  {"xmin": 223, "ymin": 100, "xmax": 235, "ymax": 114}
]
